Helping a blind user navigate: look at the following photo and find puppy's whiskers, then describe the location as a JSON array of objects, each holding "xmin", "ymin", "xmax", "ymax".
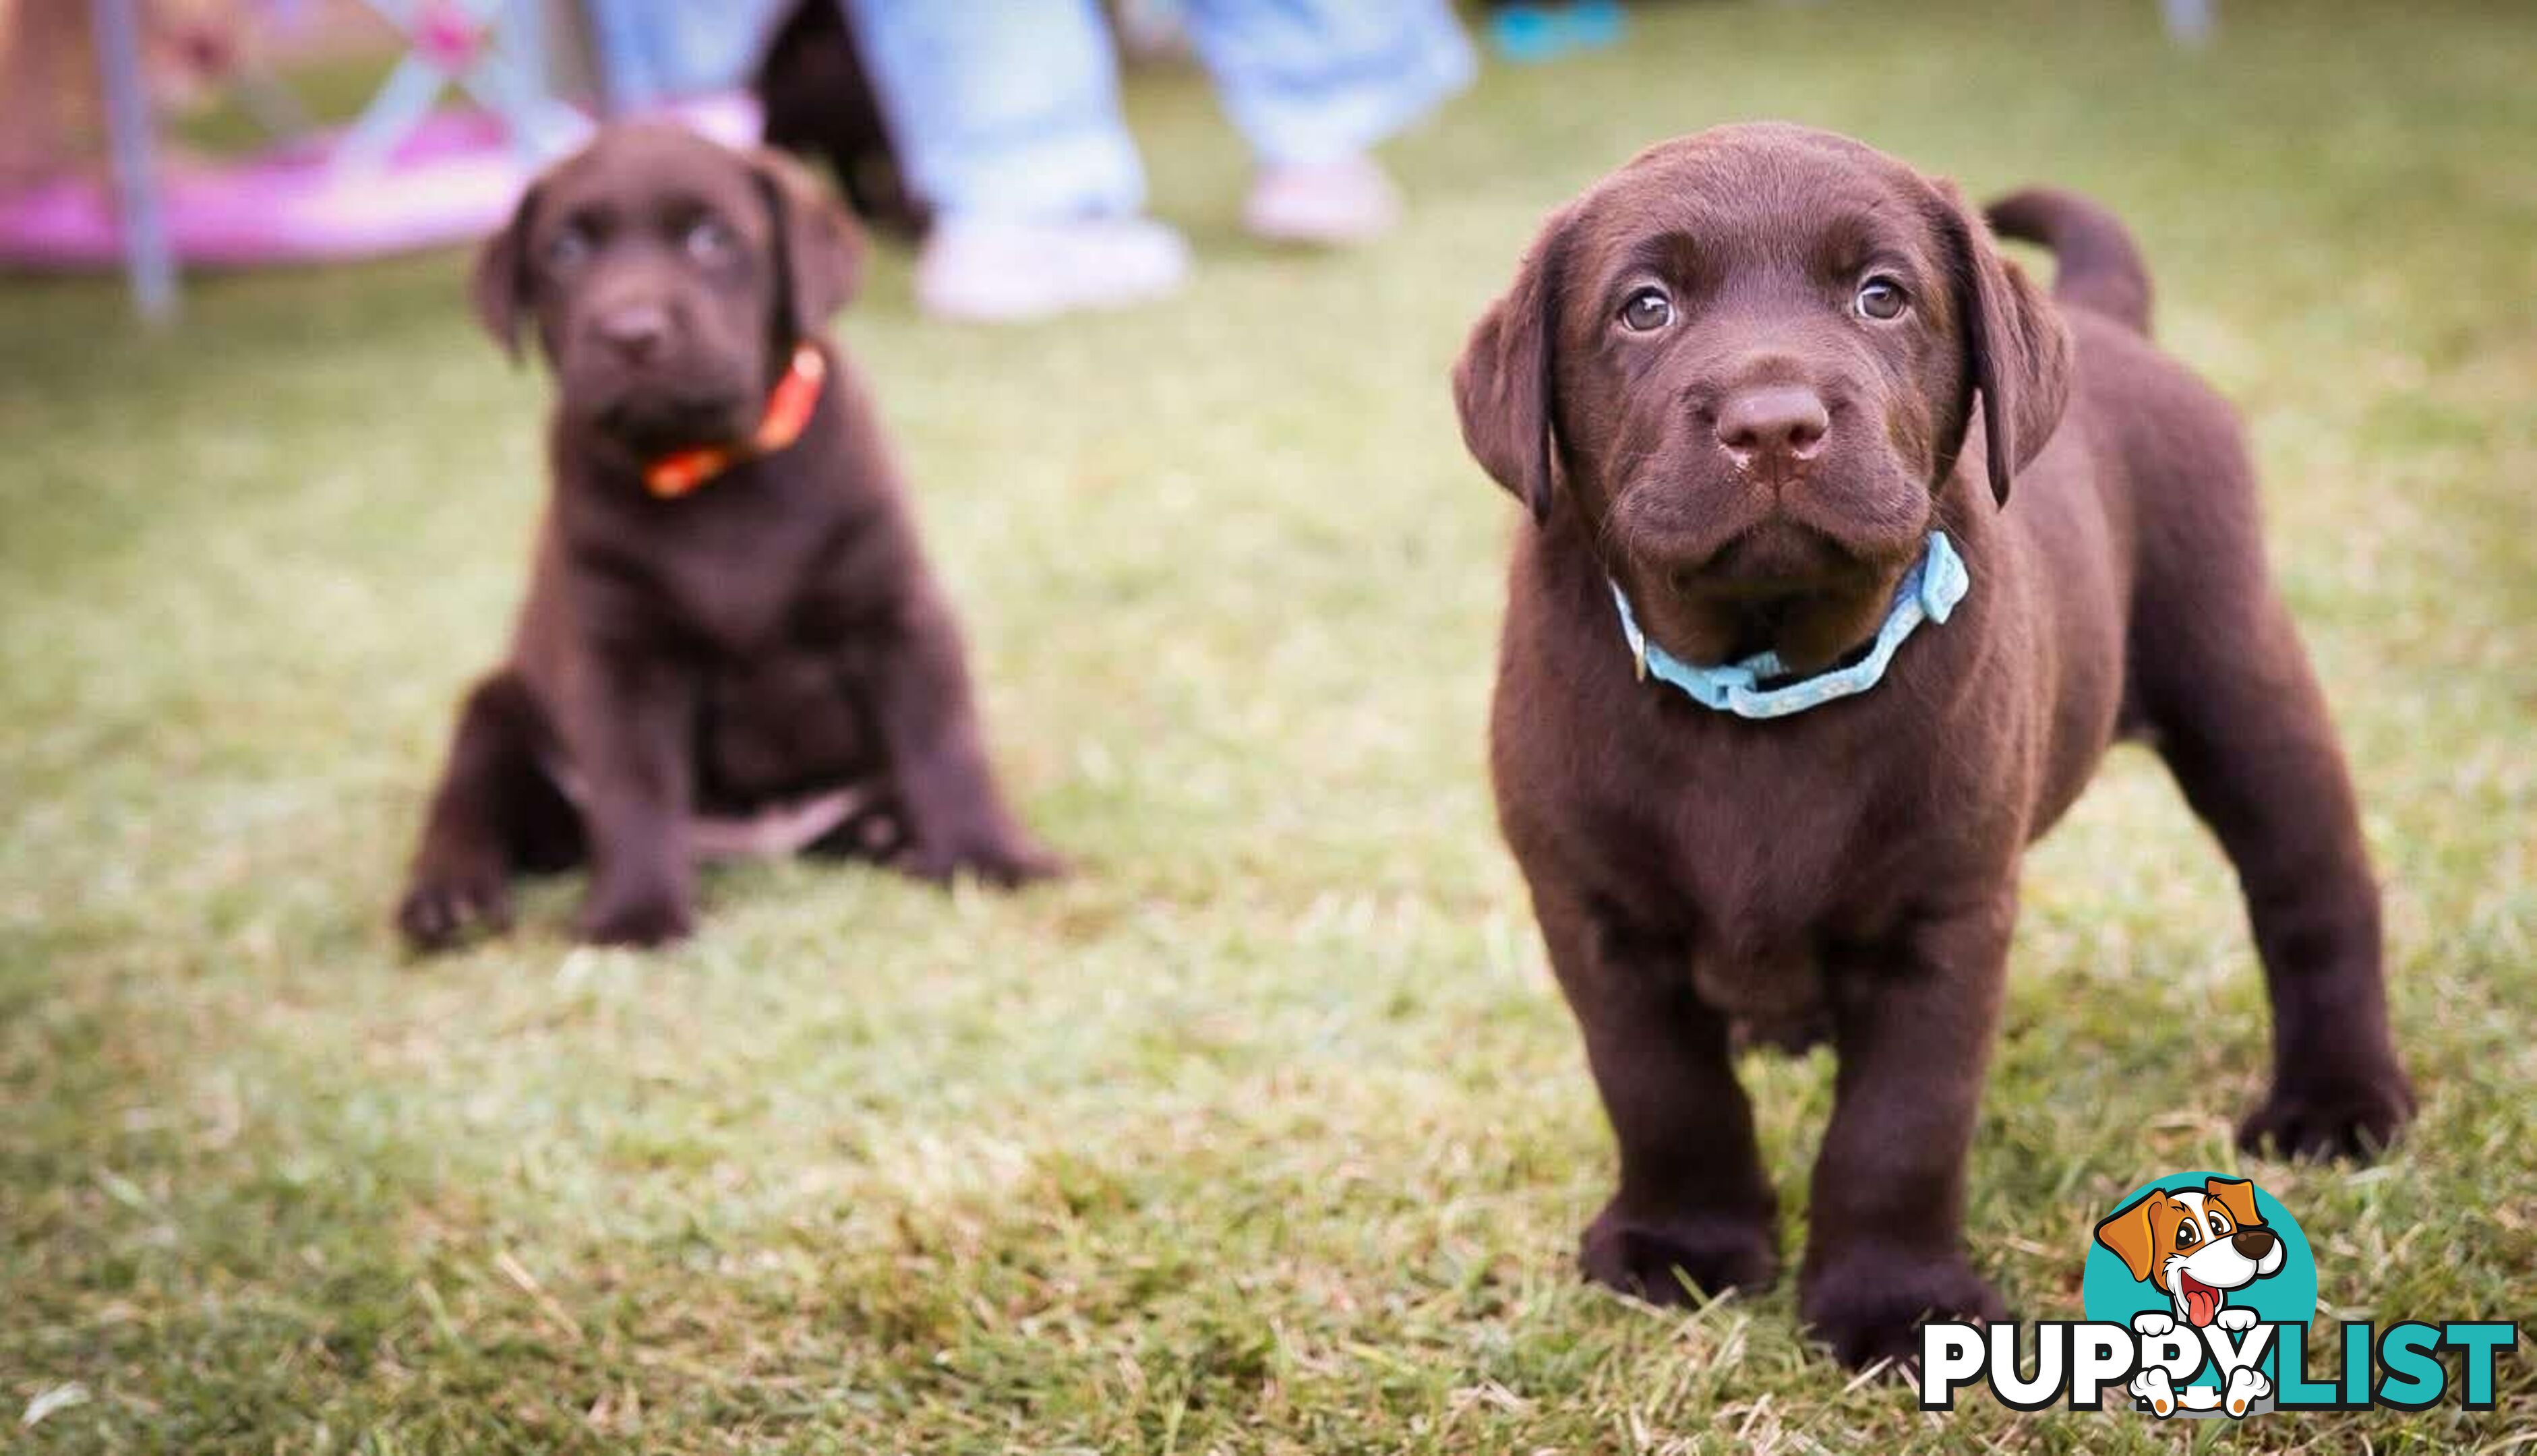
[{"xmin": 1594, "ymin": 448, "xmax": 1666, "ymax": 576}]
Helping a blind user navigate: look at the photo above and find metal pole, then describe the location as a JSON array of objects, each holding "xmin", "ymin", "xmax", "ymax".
[{"xmin": 92, "ymin": 0, "xmax": 179, "ymax": 323}]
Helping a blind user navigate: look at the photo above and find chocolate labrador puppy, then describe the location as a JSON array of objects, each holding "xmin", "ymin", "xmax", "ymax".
[
  {"xmin": 1454, "ymin": 124, "xmax": 2411, "ymax": 1366},
  {"xmin": 397, "ymin": 123, "xmax": 1056, "ymax": 952}
]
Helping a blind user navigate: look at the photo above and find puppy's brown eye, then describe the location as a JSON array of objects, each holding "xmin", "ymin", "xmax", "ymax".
[
  {"xmin": 1855, "ymin": 277, "xmax": 1908, "ymax": 321},
  {"xmin": 684, "ymin": 218, "xmax": 736, "ymax": 264},
  {"xmin": 1619, "ymin": 288, "xmax": 1673, "ymax": 332},
  {"xmin": 2176, "ymin": 1221, "xmax": 2200, "ymax": 1250}
]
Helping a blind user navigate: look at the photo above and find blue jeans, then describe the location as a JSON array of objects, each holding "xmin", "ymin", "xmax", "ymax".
[
  {"xmin": 583, "ymin": 0, "xmax": 787, "ymax": 109},
  {"xmin": 841, "ymin": 0, "xmax": 1474, "ymax": 220}
]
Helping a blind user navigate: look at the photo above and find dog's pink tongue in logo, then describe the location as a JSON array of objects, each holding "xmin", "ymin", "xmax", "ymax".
[{"xmin": 2181, "ymin": 1274, "xmax": 2221, "ymax": 1327}]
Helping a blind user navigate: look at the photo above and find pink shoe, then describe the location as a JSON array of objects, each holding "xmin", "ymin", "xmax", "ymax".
[
  {"xmin": 1243, "ymin": 154, "xmax": 1402, "ymax": 247},
  {"xmin": 916, "ymin": 215, "xmax": 1191, "ymax": 324}
]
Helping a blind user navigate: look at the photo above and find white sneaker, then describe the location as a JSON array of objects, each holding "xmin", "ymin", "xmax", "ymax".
[
  {"xmin": 915, "ymin": 215, "xmax": 1191, "ymax": 324},
  {"xmin": 1243, "ymin": 154, "xmax": 1402, "ymax": 247}
]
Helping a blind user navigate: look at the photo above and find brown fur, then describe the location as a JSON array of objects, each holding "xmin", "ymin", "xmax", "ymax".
[
  {"xmin": 1453, "ymin": 124, "xmax": 2410, "ymax": 1368},
  {"xmin": 397, "ymin": 124, "xmax": 1054, "ymax": 952}
]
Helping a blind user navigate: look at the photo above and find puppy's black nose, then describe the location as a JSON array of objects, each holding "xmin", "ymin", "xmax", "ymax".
[
  {"xmin": 595, "ymin": 304, "xmax": 671, "ymax": 365},
  {"xmin": 2232, "ymin": 1227, "xmax": 2277, "ymax": 1260},
  {"xmin": 1715, "ymin": 386, "xmax": 1830, "ymax": 463}
]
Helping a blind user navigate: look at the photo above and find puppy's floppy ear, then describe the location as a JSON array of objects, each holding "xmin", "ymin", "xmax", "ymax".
[
  {"xmin": 1454, "ymin": 205, "xmax": 1576, "ymax": 524},
  {"xmin": 2094, "ymin": 1190, "xmax": 2169, "ymax": 1285},
  {"xmin": 2205, "ymin": 1177, "xmax": 2264, "ymax": 1230},
  {"xmin": 471, "ymin": 181, "xmax": 541, "ymax": 362},
  {"xmin": 1931, "ymin": 179, "xmax": 2071, "ymax": 508},
  {"xmin": 750, "ymin": 148, "xmax": 865, "ymax": 338}
]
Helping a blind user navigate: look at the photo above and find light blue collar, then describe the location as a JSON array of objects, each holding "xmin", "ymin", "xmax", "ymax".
[{"xmin": 1611, "ymin": 530, "xmax": 1968, "ymax": 720}]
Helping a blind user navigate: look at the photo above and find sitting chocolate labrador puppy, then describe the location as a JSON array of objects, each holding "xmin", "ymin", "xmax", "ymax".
[
  {"xmin": 1453, "ymin": 124, "xmax": 2412, "ymax": 1366},
  {"xmin": 398, "ymin": 123, "xmax": 1056, "ymax": 952}
]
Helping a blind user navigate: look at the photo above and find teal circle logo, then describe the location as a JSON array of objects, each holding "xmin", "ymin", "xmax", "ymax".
[{"xmin": 2083, "ymin": 1172, "xmax": 2317, "ymax": 1411}]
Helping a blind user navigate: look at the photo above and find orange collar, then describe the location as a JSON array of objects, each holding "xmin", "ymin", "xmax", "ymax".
[{"xmin": 641, "ymin": 343, "xmax": 828, "ymax": 499}]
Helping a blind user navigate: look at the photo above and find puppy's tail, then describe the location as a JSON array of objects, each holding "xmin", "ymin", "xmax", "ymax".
[{"xmin": 1985, "ymin": 187, "xmax": 2153, "ymax": 337}]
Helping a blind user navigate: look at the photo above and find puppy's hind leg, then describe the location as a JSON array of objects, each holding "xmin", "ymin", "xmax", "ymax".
[
  {"xmin": 2133, "ymin": 574, "xmax": 2413, "ymax": 1159},
  {"xmin": 396, "ymin": 671, "xmax": 578, "ymax": 952},
  {"xmin": 1538, "ymin": 889, "xmax": 1782, "ymax": 1309},
  {"xmin": 868, "ymin": 586, "xmax": 1062, "ymax": 888}
]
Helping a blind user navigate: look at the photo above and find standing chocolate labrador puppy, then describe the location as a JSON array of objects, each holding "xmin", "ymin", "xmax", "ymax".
[
  {"xmin": 398, "ymin": 123, "xmax": 1056, "ymax": 952},
  {"xmin": 1454, "ymin": 124, "xmax": 2411, "ymax": 1366}
]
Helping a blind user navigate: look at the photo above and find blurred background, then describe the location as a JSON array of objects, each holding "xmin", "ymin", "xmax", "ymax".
[
  {"xmin": 3, "ymin": 1, "xmax": 2532, "ymax": 1451},
  {"xmin": 0, "ymin": 0, "xmax": 1494, "ymax": 320},
  {"xmin": 0, "ymin": 0, "xmax": 2222, "ymax": 320}
]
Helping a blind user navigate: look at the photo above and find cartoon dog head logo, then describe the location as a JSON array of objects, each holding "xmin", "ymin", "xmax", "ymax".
[{"xmin": 2094, "ymin": 1176, "xmax": 2285, "ymax": 1329}]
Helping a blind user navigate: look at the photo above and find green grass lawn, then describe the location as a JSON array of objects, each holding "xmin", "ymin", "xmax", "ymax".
[{"xmin": 5, "ymin": 1, "xmax": 2534, "ymax": 1450}]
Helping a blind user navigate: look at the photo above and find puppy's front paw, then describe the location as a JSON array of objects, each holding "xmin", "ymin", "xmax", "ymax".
[
  {"xmin": 2238, "ymin": 1070, "xmax": 2414, "ymax": 1162},
  {"xmin": 396, "ymin": 853, "xmax": 512, "ymax": 952},
  {"xmin": 1580, "ymin": 1201, "xmax": 1779, "ymax": 1307},
  {"xmin": 576, "ymin": 886, "xmax": 694, "ymax": 948},
  {"xmin": 2214, "ymin": 1305, "xmax": 2258, "ymax": 1333},
  {"xmin": 2223, "ymin": 1364, "xmax": 2272, "ymax": 1417},
  {"xmin": 1799, "ymin": 1252, "xmax": 2005, "ymax": 1372},
  {"xmin": 2130, "ymin": 1366, "xmax": 2178, "ymax": 1418},
  {"xmin": 904, "ymin": 828, "xmax": 1066, "ymax": 890},
  {"xmin": 2131, "ymin": 1310, "xmax": 2175, "ymax": 1338}
]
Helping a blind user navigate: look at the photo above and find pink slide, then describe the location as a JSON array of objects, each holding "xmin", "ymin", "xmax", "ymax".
[{"xmin": 0, "ymin": 94, "xmax": 756, "ymax": 272}]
